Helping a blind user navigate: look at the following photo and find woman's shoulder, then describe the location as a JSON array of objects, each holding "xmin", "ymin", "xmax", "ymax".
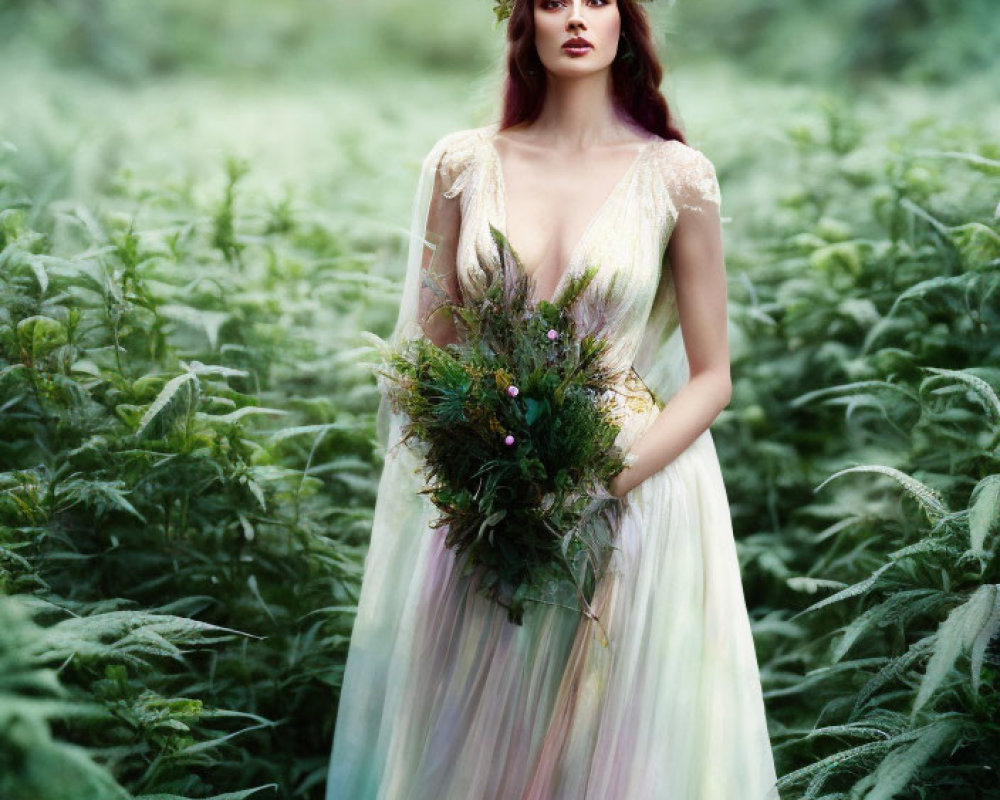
[
  {"xmin": 655, "ymin": 138, "xmax": 721, "ymax": 209},
  {"xmin": 422, "ymin": 125, "xmax": 493, "ymax": 198},
  {"xmin": 426, "ymin": 125, "xmax": 493, "ymax": 164},
  {"xmin": 656, "ymin": 137, "xmax": 717, "ymax": 172}
]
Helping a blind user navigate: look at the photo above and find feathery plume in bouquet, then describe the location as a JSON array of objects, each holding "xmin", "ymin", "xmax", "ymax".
[{"xmin": 368, "ymin": 224, "xmax": 629, "ymax": 635}]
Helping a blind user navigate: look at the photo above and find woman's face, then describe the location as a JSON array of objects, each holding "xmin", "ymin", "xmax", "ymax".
[{"xmin": 533, "ymin": 0, "xmax": 622, "ymax": 77}]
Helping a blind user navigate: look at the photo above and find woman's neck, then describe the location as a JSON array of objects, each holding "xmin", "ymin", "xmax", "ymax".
[{"xmin": 517, "ymin": 70, "xmax": 637, "ymax": 150}]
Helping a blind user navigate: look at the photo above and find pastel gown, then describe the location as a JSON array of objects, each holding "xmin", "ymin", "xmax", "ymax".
[{"xmin": 325, "ymin": 122, "xmax": 781, "ymax": 800}]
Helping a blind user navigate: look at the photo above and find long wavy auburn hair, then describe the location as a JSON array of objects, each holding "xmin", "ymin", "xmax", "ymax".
[{"xmin": 498, "ymin": 0, "xmax": 686, "ymax": 144}]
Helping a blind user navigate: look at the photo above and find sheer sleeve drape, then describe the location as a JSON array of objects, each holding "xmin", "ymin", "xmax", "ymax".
[
  {"xmin": 374, "ymin": 132, "xmax": 464, "ymax": 446},
  {"xmin": 632, "ymin": 148, "xmax": 722, "ymax": 406},
  {"xmin": 328, "ymin": 132, "xmax": 463, "ymax": 798}
]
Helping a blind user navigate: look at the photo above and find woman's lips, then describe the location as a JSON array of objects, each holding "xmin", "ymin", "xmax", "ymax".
[{"xmin": 562, "ymin": 42, "xmax": 593, "ymax": 56}]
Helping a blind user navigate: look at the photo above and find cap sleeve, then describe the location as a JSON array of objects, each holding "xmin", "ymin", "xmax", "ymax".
[
  {"xmin": 630, "ymin": 145, "xmax": 723, "ymax": 406},
  {"xmin": 673, "ymin": 147, "xmax": 721, "ymax": 215},
  {"xmin": 437, "ymin": 129, "xmax": 480, "ymax": 200}
]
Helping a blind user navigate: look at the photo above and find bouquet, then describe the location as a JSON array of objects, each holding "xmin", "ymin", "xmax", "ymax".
[{"xmin": 371, "ymin": 224, "xmax": 629, "ymax": 631}]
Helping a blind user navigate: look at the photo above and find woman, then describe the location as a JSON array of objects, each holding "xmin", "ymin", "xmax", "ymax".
[{"xmin": 326, "ymin": 1, "xmax": 781, "ymax": 798}]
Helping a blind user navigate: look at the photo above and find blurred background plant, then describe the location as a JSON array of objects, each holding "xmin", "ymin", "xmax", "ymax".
[{"xmin": 1, "ymin": 0, "xmax": 998, "ymax": 797}]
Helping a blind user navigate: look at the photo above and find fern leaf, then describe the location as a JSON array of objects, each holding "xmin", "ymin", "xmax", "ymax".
[
  {"xmin": 797, "ymin": 657, "xmax": 889, "ymax": 684},
  {"xmin": 267, "ymin": 421, "xmax": 356, "ymax": 442},
  {"xmin": 912, "ymin": 584, "xmax": 997, "ymax": 717},
  {"xmin": 814, "ymin": 465, "xmax": 948, "ymax": 523},
  {"xmin": 832, "ymin": 603, "xmax": 887, "ymax": 662},
  {"xmin": 158, "ymin": 305, "xmax": 231, "ymax": 350},
  {"xmin": 181, "ymin": 360, "xmax": 249, "ymax": 379},
  {"xmin": 969, "ymin": 475, "xmax": 1000, "ymax": 553},
  {"xmin": 887, "ymin": 538, "xmax": 954, "ymax": 561},
  {"xmin": 863, "ymin": 717, "xmax": 961, "ymax": 800},
  {"xmin": 775, "ymin": 736, "xmax": 912, "ymax": 790},
  {"xmin": 176, "ymin": 718, "xmax": 277, "ymax": 755},
  {"xmin": 920, "ymin": 366, "xmax": 1000, "ymax": 424},
  {"xmin": 853, "ymin": 637, "xmax": 935, "ymax": 717},
  {"xmin": 789, "ymin": 380, "xmax": 916, "ymax": 408},
  {"xmin": 829, "ymin": 592, "xmax": 940, "ymax": 663},
  {"xmin": 136, "ymin": 788, "xmax": 279, "ymax": 800},
  {"xmin": 55, "ymin": 475, "xmax": 147, "ymax": 523},
  {"xmin": 26, "ymin": 252, "xmax": 49, "ymax": 294},
  {"xmin": 33, "ymin": 611, "xmax": 253, "ymax": 668},
  {"xmin": 803, "ymin": 722, "xmax": 895, "ymax": 742},
  {"xmin": 885, "ymin": 274, "xmax": 977, "ymax": 318},
  {"xmin": 195, "ymin": 406, "xmax": 289, "ymax": 425},
  {"xmin": 787, "ymin": 576, "xmax": 849, "ymax": 594},
  {"xmin": 804, "ymin": 766, "xmax": 832, "ymax": 799},
  {"xmin": 136, "ymin": 371, "xmax": 199, "ymax": 439},
  {"xmin": 790, "ymin": 562, "xmax": 895, "ymax": 620},
  {"xmin": 969, "ymin": 584, "xmax": 1000, "ymax": 694}
]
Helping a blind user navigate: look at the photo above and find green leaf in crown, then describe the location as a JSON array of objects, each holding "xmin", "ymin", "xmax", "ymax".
[{"xmin": 492, "ymin": 0, "xmax": 515, "ymax": 24}]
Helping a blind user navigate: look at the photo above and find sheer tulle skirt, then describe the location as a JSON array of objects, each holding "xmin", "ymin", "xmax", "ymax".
[{"xmin": 326, "ymin": 402, "xmax": 780, "ymax": 800}]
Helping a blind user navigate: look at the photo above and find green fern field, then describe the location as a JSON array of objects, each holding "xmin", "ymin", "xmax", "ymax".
[{"xmin": 1, "ymin": 2, "xmax": 998, "ymax": 798}]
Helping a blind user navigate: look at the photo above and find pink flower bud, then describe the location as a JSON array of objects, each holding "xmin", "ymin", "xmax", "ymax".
[
  {"xmin": 507, "ymin": 385, "xmax": 519, "ymax": 397},
  {"xmin": 547, "ymin": 329, "xmax": 558, "ymax": 340},
  {"xmin": 504, "ymin": 434, "xmax": 515, "ymax": 446}
]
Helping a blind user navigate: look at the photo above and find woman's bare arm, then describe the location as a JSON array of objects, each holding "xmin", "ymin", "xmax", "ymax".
[
  {"xmin": 419, "ymin": 154, "xmax": 463, "ymax": 348},
  {"xmin": 610, "ymin": 161, "xmax": 730, "ymax": 497}
]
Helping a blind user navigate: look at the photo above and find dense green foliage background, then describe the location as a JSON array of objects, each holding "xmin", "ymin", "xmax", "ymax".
[{"xmin": 1, "ymin": 1, "xmax": 998, "ymax": 798}]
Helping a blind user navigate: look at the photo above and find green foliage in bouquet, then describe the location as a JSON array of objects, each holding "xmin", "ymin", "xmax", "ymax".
[{"xmin": 377, "ymin": 224, "xmax": 629, "ymax": 628}]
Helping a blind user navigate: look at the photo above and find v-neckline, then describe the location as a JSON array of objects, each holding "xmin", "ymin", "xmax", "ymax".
[{"xmin": 483, "ymin": 126, "xmax": 658, "ymax": 307}]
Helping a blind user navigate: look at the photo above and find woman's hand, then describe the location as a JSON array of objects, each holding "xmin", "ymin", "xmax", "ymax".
[
  {"xmin": 607, "ymin": 448, "xmax": 643, "ymax": 499},
  {"xmin": 608, "ymin": 465, "xmax": 634, "ymax": 499}
]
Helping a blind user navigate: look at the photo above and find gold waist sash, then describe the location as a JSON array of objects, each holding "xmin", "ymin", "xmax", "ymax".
[{"xmin": 609, "ymin": 367, "xmax": 663, "ymax": 416}]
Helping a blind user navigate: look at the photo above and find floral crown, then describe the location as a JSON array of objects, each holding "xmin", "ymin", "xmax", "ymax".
[{"xmin": 492, "ymin": 0, "xmax": 655, "ymax": 26}]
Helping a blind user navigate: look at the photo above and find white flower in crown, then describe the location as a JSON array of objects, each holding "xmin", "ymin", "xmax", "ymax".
[{"xmin": 492, "ymin": 0, "xmax": 655, "ymax": 26}]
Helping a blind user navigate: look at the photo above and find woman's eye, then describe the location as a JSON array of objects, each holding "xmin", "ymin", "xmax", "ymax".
[{"xmin": 541, "ymin": 0, "xmax": 610, "ymax": 9}]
